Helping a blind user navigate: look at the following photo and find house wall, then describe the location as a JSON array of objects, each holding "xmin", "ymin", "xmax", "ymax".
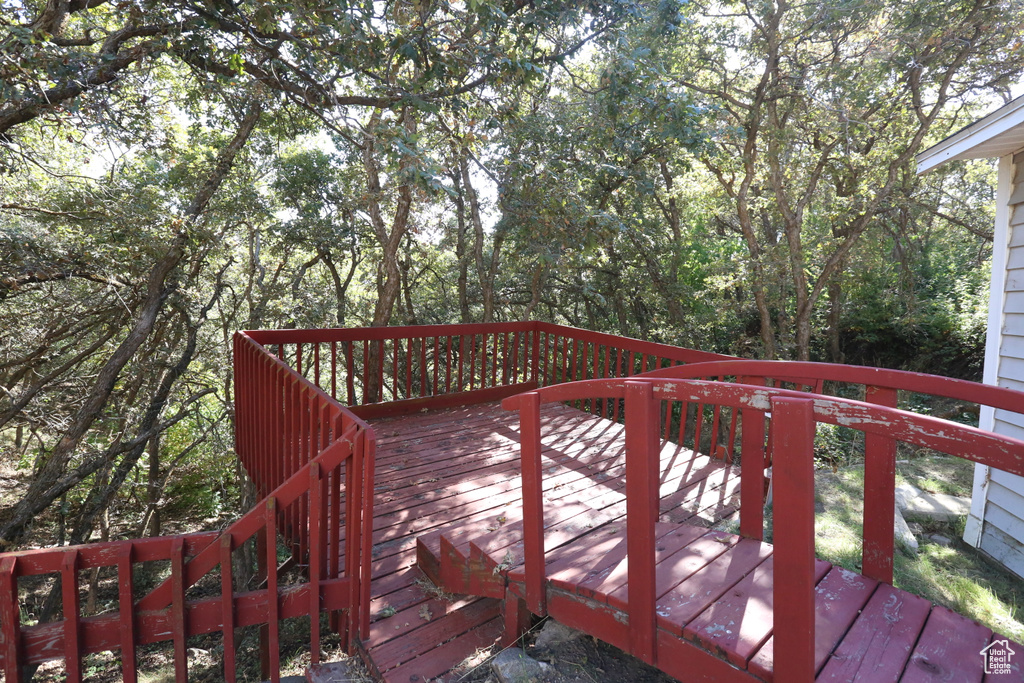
[{"xmin": 980, "ymin": 149, "xmax": 1024, "ymax": 578}]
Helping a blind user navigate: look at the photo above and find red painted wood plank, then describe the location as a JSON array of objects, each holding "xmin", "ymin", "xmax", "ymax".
[
  {"xmin": 219, "ymin": 534, "xmax": 236, "ymax": 683},
  {"xmin": 770, "ymin": 396, "xmax": 817, "ymax": 682},
  {"xmin": 656, "ymin": 629, "xmax": 763, "ymax": 683},
  {"xmin": 383, "ymin": 615, "xmax": 503, "ymax": 683},
  {"xmin": 900, "ymin": 605, "xmax": 992, "ymax": 683},
  {"xmin": 746, "ymin": 565, "xmax": 876, "ymax": 681},
  {"xmin": 366, "ymin": 594, "xmax": 478, "ymax": 649},
  {"xmin": 603, "ymin": 528, "xmax": 736, "ymax": 612},
  {"xmin": 541, "ymin": 525, "xmax": 630, "ymax": 592},
  {"xmin": 624, "ymin": 380, "xmax": 661, "ymax": 664},
  {"xmin": 546, "ymin": 588, "xmax": 630, "ymax": 655},
  {"xmin": 683, "ymin": 556, "xmax": 830, "ymax": 669},
  {"xmin": 61, "ymin": 550, "xmax": 82, "ymax": 683},
  {"xmin": 1, "ymin": 556, "xmax": 22, "ymax": 683},
  {"xmin": 656, "ymin": 537, "xmax": 772, "ymax": 634},
  {"xmin": 170, "ymin": 538, "xmax": 187, "ymax": 683},
  {"xmin": 368, "ymin": 597, "xmax": 500, "ymax": 671},
  {"xmin": 117, "ymin": 545, "xmax": 138, "ymax": 683},
  {"xmin": 862, "ymin": 385, "xmax": 897, "ymax": 584},
  {"xmin": 816, "ymin": 584, "xmax": 932, "ymax": 682}
]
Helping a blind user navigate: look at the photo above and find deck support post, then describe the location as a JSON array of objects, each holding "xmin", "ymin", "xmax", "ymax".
[
  {"xmin": 519, "ymin": 391, "xmax": 547, "ymax": 616},
  {"xmin": 863, "ymin": 385, "xmax": 898, "ymax": 584},
  {"xmin": 625, "ymin": 380, "xmax": 659, "ymax": 666},
  {"xmin": 501, "ymin": 588, "xmax": 533, "ymax": 648},
  {"xmin": 738, "ymin": 376, "xmax": 767, "ymax": 540},
  {"xmin": 771, "ymin": 396, "xmax": 816, "ymax": 683}
]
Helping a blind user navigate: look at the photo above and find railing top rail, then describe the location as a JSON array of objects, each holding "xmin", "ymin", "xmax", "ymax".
[
  {"xmin": 502, "ymin": 377, "xmax": 1024, "ymax": 477},
  {"xmin": 534, "ymin": 322, "xmax": 735, "ymax": 364},
  {"xmin": 0, "ymin": 531, "xmax": 220, "ymax": 571},
  {"xmin": 640, "ymin": 359, "xmax": 1024, "ymax": 414},
  {"xmin": 243, "ymin": 321, "xmax": 734, "ymax": 365},
  {"xmin": 244, "ymin": 321, "xmax": 539, "ymax": 345}
]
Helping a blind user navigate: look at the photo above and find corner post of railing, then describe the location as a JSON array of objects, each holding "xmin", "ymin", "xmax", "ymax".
[
  {"xmin": 61, "ymin": 549, "xmax": 82, "ymax": 683},
  {"xmin": 0, "ymin": 556, "xmax": 22, "ymax": 683},
  {"xmin": 770, "ymin": 396, "xmax": 816, "ymax": 683},
  {"xmin": 519, "ymin": 391, "xmax": 546, "ymax": 615},
  {"xmin": 863, "ymin": 385, "xmax": 898, "ymax": 584},
  {"xmin": 739, "ymin": 376, "xmax": 767, "ymax": 540},
  {"xmin": 624, "ymin": 380, "xmax": 659, "ymax": 666}
]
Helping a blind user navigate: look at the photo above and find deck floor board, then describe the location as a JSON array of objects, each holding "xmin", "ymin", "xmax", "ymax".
[{"xmin": 357, "ymin": 400, "xmax": 738, "ymax": 681}]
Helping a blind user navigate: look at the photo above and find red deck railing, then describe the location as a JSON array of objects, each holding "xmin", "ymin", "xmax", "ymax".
[
  {"xmin": 0, "ymin": 333, "xmax": 374, "ymax": 683},
  {"xmin": 502, "ymin": 377, "xmax": 1024, "ymax": 680},
  {"xmin": 244, "ymin": 322, "xmax": 729, "ymax": 420},
  {"xmin": 640, "ymin": 359, "xmax": 1024, "ymax": 584},
  {"xmin": 6, "ymin": 322, "xmax": 1021, "ymax": 682}
]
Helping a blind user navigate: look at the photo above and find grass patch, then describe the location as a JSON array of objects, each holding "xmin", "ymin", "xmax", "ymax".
[{"xmin": 812, "ymin": 459, "xmax": 1023, "ymax": 642}]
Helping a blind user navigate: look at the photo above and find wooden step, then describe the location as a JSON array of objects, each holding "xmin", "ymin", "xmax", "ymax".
[{"xmin": 468, "ymin": 501, "xmax": 616, "ymax": 580}]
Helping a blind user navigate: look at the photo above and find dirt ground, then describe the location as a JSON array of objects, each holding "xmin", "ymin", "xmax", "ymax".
[{"xmin": 452, "ymin": 618, "xmax": 677, "ymax": 683}]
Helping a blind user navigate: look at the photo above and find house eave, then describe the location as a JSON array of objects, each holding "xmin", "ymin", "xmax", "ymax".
[{"xmin": 917, "ymin": 94, "xmax": 1024, "ymax": 174}]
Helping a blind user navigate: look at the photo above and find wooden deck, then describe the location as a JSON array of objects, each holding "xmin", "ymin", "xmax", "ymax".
[
  {"xmin": 422, "ymin": 515, "xmax": 1017, "ymax": 683},
  {"xmin": 356, "ymin": 400, "xmax": 741, "ymax": 681}
]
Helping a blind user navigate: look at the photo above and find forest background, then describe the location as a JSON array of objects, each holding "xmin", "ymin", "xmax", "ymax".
[{"xmin": 1, "ymin": 0, "xmax": 1022, "ymax": 556}]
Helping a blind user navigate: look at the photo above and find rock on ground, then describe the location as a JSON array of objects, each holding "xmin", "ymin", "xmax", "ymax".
[{"xmin": 491, "ymin": 647, "xmax": 549, "ymax": 683}]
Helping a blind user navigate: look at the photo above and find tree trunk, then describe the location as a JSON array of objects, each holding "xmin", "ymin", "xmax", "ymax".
[{"xmin": 0, "ymin": 105, "xmax": 260, "ymax": 549}]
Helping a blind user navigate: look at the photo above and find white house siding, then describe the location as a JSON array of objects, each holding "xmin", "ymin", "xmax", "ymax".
[{"xmin": 986, "ymin": 150, "xmax": 1024, "ymax": 577}]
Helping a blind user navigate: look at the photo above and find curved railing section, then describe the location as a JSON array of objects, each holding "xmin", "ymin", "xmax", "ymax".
[
  {"xmin": 0, "ymin": 333, "xmax": 374, "ymax": 683},
  {"xmin": 638, "ymin": 359, "xmax": 1024, "ymax": 583},
  {"xmin": 502, "ymin": 378, "xmax": 1024, "ymax": 681}
]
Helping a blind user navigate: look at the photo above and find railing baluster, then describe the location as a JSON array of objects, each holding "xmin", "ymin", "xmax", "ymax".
[
  {"xmin": 346, "ymin": 341, "xmax": 356, "ymax": 405},
  {"xmin": 694, "ymin": 381, "xmax": 706, "ymax": 455},
  {"xmin": 331, "ymin": 341, "xmax": 337, "ymax": 400},
  {"xmin": 502, "ymin": 332, "xmax": 509, "ymax": 386},
  {"xmin": 265, "ymin": 498, "xmax": 281, "ymax": 682},
  {"xmin": 309, "ymin": 462, "xmax": 322, "ymax": 665},
  {"xmin": 565, "ymin": 335, "xmax": 573, "ymax": 385},
  {"xmin": 711, "ymin": 402, "xmax": 723, "ymax": 457},
  {"xmin": 470, "ymin": 334, "xmax": 478, "ymax": 390},
  {"xmin": 446, "ymin": 336, "xmax": 453, "ymax": 393},
  {"xmin": 491, "ymin": 333, "xmax": 499, "ymax": 387},
  {"xmin": 519, "ymin": 391, "xmax": 546, "ymax": 616},
  {"xmin": 405, "ymin": 337, "xmax": 413, "ymax": 398},
  {"xmin": 433, "ymin": 336, "xmax": 440, "ymax": 396},
  {"xmin": 863, "ymin": 385, "xmax": 898, "ymax": 584},
  {"xmin": 625, "ymin": 381, "xmax": 659, "ymax": 666},
  {"xmin": 393, "ymin": 338, "xmax": 401, "ymax": 400},
  {"xmin": 314, "ymin": 342, "xmax": 320, "ymax": 389},
  {"xmin": 170, "ymin": 538, "xmax": 187, "ymax": 683},
  {"xmin": 376, "ymin": 339, "xmax": 385, "ymax": 402},
  {"xmin": 220, "ymin": 534, "xmax": 236, "ymax": 683},
  {"xmin": 118, "ymin": 545, "xmax": 138, "ymax": 683},
  {"xmin": 539, "ymin": 331, "xmax": 549, "ymax": 386},
  {"xmin": 770, "ymin": 396, "xmax": 816, "ymax": 683},
  {"xmin": 458, "ymin": 335, "xmax": 466, "ymax": 389},
  {"xmin": 1, "ymin": 556, "xmax": 22, "ymax": 683},
  {"xmin": 61, "ymin": 550, "xmax": 82, "ymax": 683}
]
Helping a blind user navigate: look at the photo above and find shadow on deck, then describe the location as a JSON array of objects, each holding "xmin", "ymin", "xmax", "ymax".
[{"xmin": 357, "ymin": 401, "xmax": 740, "ymax": 681}]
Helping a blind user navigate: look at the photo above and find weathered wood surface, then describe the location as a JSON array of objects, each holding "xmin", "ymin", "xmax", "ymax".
[
  {"xmin": 361, "ymin": 400, "xmax": 739, "ymax": 681},
  {"xmin": 421, "ymin": 502, "xmax": 1017, "ymax": 683}
]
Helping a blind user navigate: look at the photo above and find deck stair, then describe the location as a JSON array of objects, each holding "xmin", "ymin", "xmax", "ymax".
[{"xmin": 417, "ymin": 505, "xmax": 1022, "ymax": 682}]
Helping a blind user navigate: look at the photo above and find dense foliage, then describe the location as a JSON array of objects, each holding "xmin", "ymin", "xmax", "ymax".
[{"xmin": 1, "ymin": 0, "xmax": 1021, "ymax": 550}]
